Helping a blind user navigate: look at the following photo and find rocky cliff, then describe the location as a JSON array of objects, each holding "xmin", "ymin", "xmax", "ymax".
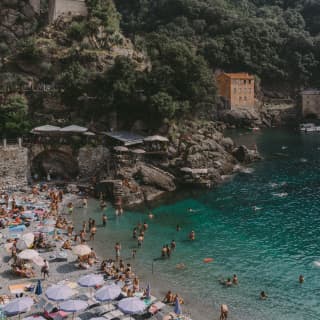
[{"xmin": 0, "ymin": 0, "xmax": 38, "ymax": 51}]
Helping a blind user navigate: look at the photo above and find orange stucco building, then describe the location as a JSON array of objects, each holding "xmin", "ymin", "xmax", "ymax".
[{"xmin": 217, "ymin": 73, "xmax": 255, "ymax": 110}]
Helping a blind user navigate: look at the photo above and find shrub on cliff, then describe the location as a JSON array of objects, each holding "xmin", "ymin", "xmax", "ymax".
[{"xmin": 0, "ymin": 94, "xmax": 30, "ymax": 137}]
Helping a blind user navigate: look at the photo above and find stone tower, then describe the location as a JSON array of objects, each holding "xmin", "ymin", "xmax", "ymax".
[
  {"xmin": 48, "ymin": 0, "xmax": 87, "ymax": 23},
  {"xmin": 29, "ymin": 0, "xmax": 41, "ymax": 14}
]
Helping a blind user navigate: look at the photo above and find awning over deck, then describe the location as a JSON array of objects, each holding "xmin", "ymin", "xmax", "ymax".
[{"xmin": 103, "ymin": 131, "xmax": 144, "ymax": 146}]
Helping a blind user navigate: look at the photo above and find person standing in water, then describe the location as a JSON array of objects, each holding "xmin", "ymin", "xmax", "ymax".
[
  {"xmin": 114, "ymin": 242, "xmax": 121, "ymax": 261},
  {"xmin": 102, "ymin": 214, "xmax": 107, "ymax": 227}
]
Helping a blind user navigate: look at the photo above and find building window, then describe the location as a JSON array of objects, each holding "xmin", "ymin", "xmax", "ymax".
[
  {"xmin": 244, "ymin": 80, "xmax": 247, "ymax": 84},
  {"xmin": 234, "ymin": 88, "xmax": 237, "ymax": 94},
  {"xmin": 239, "ymin": 96, "xmax": 242, "ymax": 101},
  {"xmin": 244, "ymin": 96, "xmax": 247, "ymax": 101},
  {"xmin": 249, "ymin": 80, "xmax": 252, "ymax": 84}
]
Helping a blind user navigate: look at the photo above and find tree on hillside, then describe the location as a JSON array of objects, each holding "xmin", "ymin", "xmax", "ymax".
[
  {"xmin": 86, "ymin": 0, "xmax": 121, "ymax": 33},
  {"xmin": 0, "ymin": 94, "xmax": 30, "ymax": 137}
]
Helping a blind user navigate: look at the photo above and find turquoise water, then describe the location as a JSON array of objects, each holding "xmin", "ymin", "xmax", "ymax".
[{"xmin": 73, "ymin": 128, "xmax": 320, "ymax": 320}]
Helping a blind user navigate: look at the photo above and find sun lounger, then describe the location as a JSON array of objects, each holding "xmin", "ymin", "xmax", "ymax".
[
  {"xmin": 91, "ymin": 304, "xmax": 116, "ymax": 316},
  {"xmin": 149, "ymin": 301, "xmax": 166, "ymax": 315},
  {"xmin": 23, "ymin": 316, "xmax": 47, "ymax": 320},
  {"xmin": 103, "ymin": 309, "xmax": 124, "ymax": 319}
]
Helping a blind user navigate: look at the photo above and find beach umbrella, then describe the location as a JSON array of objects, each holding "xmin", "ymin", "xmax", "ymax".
[
  {"xmin": 3, "ymin": 297, "xmax": 34, "ymax": 318},
  {"xmin": 17, "ymin": 233, "xmax": 35, "ymax": 250},
  {"xmin": 118, "ymin": 297, "xmax": 146, "ymax": 315},
  {"xmin": 174, "ymin": 297, "xmax": 182, "ymax": 315},
  {"xmin": 18, "ymin": 249, "xmax": 39, "ymax": 260},
  {"xmin": 45, "ymin": 284, "xmax": 74, "ymax": 301},
  {"xmin": 32, "ymin": 255, "xmax": 45, "ymax": 267},
  {"xmin": 35, "ymin": 280, "xmax": 42, "ymax": 295},
  {"xmin": 146, "ymin": 283, "xmax": 151, "ymax": 300},
  {"xmin": 94, "ymin": 284, "xmax": 121, "ymax": 302},
  {"xmin": 38, "ymin": 226, "xmax": 55, "ymax": 233},
  {"xmin": 78, "ymin": 274, "xmax": 104, "ymax": 288},
  {"xmin": 59, "ymin": 299, "xmax": 88, "ymax": 319},
  {"xmin": 72, "ymin": 244, "xmax": 91, "ymax": 256}
]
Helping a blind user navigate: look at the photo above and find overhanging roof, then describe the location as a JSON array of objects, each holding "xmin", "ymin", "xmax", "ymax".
[{"xmin": 103, "ymin": 131, "xmax": 144, "ymax": 146}]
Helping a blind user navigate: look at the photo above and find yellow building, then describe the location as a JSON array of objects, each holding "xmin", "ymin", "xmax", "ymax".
[{"xmin": 217, "ymin": 73, "xmax": 255, "ymax": 110}]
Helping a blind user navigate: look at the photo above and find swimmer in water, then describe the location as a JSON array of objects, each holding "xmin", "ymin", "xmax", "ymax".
[
  {"xmin": 176, "ymin": 224, "xmax": 181, "ymax": 232},
  {"xmin": 176, "ymin": 263, "xmax": 185, "ymax": 270},
  {"xmin": 189, "ymin": 230, "xmax": 195, "ymax": 241},
  {"xmin": 260, "ymin": 291, "xmax": 267, "ymax": 300},
  {"xmin": 148, "ymin": 212, "xmax": 154, "ymax": 219},
  {"xmin": 232, "ymin": 274, "xmax": 238, "ymax": 285},
  {"xmin": 299, "ymin": 275, "xmax": 304, "ymax": 283}
]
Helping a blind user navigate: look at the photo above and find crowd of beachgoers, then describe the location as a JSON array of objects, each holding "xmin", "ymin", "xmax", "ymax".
[{"xmin": 0, "ymin": 185, "xmax": 192, "ymax": 320}]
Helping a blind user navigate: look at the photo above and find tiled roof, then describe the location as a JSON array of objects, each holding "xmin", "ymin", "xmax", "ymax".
[
  {"xmin": 302, "ymin": 89, "xmax": 320, "ymax": 95},
  {"xmin": 220, "ymin": 73, "xmax": 254, "ymax": 80}
]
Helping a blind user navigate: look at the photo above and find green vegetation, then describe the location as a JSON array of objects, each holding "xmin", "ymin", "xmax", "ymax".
[
  {"xmin": 116, "ymin": 0, "xmax": 320, "ymax": 88},
  {"xmin": 86, "ymin": 0, "xmax": 121, "ymax": 33},
  {"xmin": 0, "ymin": 94, "xmax": 30, "ymax": 137},
  {"xmin": 2, "ymin": 0, "xmax": 320, "ymax": 134}
]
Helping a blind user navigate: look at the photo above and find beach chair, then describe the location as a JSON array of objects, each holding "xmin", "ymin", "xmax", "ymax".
[
  {"xmin": 102, "ymin": 309, "xmax": 124, "ymax": 320},
  {"xmin": 91, "ymin": 304, "xmax": 116, "ymax": 316}
]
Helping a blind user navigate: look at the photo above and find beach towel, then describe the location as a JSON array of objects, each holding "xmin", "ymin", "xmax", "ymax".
[{"xmin": 8, "ymin": 283, "xmax": 32, "ymax": 294}]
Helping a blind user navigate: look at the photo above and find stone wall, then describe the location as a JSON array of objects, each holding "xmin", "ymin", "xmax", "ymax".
[
  {"xmin": 48, "ymin": 0, "xmax": 87, "ymax": 23},
  {"xmin": 78, "ymin": 146, "xmax": 110, "ymax": 179},
  {"xmin": 0, "ymin": 146, "xmax": 29, "ymax": 191}
]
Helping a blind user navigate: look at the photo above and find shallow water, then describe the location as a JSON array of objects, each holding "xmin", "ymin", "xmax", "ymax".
[{"xmin": 73, "ymin": 128, "xmax": 320, "ymax": 320}]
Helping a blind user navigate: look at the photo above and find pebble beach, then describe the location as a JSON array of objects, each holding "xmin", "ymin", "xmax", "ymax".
[{"xmin": 0, "ymin": 187, "xmax": 190, "ymax": 320}]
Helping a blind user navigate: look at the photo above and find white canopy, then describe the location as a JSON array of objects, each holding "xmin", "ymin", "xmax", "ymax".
[
  {"xmin": 32, "ymin": 125, "xmax": 61, "ymax": 133},
  {"xmin": 60, "ymin": 125, "xmax": 88, "ymax": 133},
  {"xmin": 144, "ymin": 135, "xmax": 169, "ymax": 142}
]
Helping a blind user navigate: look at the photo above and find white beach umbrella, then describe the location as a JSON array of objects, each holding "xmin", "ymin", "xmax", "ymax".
[
  {"xmin": 17, "ymin": 249, "xmax": 39, "ymax": 260},
  {"xmin": 59, "ymin": 299, "xmax": 88, "ymax": 319},
  {"xmin": 94, "ymin": 284, "xmax": 121, "ymax": 302},
  {"xmin": 17, "ymin": 233, "xmax": 35, "ymax": 250},
  {"xmin": 3, "ymin": 297, "xmax": 34, "ymax": 318},
  {"xmin": 72, "ymin": 244, "xmax": 91, "ymax": 256},
  {"xmin": 32, "ymin": 255, "xmax": 45, "ymax": 267},
  {"xmin": 78, "ymin": 274, "xmax": 104, "ymax": 288},
  {"xmin": 118, "ymin": 297, "xmax": 146, "ymax": 315},
  {"xmin": 45, "ymin": 284, "xmax": 74, "ymax": 301}
]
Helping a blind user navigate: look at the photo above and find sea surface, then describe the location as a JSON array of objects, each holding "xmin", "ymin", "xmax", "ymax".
[{"xmin": 73, "ymin": 128, "xmax": 320, "ymax": 320}]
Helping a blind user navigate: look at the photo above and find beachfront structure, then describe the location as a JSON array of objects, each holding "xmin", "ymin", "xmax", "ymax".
[
  {"xmin": 217, "ymin": 73, "xmax": 255, "ymax": 110},
  {"xmin": 301, "ymin": 89, "xmax": 320, "ymax": 118},
  {"xmin": 48, "ymin": 0, "xmax": 87, "ymax": 23},
  {"xmin": 103, "ymin": 131, "xmax": 144, "ymax": 147}
]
